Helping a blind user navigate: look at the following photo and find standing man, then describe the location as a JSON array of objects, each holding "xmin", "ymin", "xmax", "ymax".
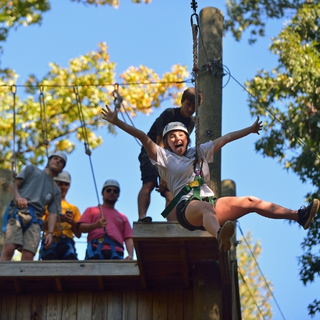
[
  {"xmin": 40, "ymin": 170, "xmax": 81, "ymax": 260},
  {"xmin": 138, "ymin": 87, "xmax": 203, "ymax": 222},
  {"xmin": 0, "ymin": 151, "xmax": 67, "ymax": 261},
  {"xmin": 78, "ymin": 179, "xmax": 133, "ymax": 260}
]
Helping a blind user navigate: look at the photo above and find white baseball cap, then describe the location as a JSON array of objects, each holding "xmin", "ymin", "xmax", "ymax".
[{"xmin": 54, "ymin": 171, "xmax": 71, "ymax": 183}]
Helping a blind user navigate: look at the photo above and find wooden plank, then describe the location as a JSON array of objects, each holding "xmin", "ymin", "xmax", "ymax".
[
  {"xmin": 47, "ymin": 293, "xmax": 62, "ymax": 320},
  {"xmin": 137, "ymin": 291, "xmax": 153, "ymax": 320},
  {"xmin": 61, "ymin": 293, "xmax": 77, "ymax": 320},
  {"xmin": 0, "ymin": 294, "xmax": 16, "ymax": 320},
  {"xmin": 152, "ymin": 289, "xmax": 167, "ymax": 320},
  {"xmin": 133, "ymin": 222, "xmax": 212, "ymax": 239},
  {"xmin": 123, "ymin": 290, "xmax": 137, "ymax": 320},
  {"xmin": 92, "ymin": 292, "xmax": 108, "ymax": 320},
  {"xmin": 107, "ymin": 291, "xmax": 122, "ymax": 320},
  {"xmin": 31, "ymin": 293, "xmax": 48, "ymax": 320},
  {"xmin": 77, "ymin": 292, "xmax": 93, "ymax": 320},
  {"xmin": 16, "ymin": 294, "xmax": 32, "ymax": 320},
  {"xmin": 0, "ymin": 261, "xmax": 139, "ymax": 277},
  {"xmin": 168, "ymin": 289, "xmax": 183, "ymax": 320}
]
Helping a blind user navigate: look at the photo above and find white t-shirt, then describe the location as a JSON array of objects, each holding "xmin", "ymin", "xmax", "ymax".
[{"xmin": 150, "ymin": 142, "xmax": 215, "ymax": 203}]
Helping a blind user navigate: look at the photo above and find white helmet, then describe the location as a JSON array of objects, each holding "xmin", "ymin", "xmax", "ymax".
[
  {"xmin": 54, "ymin": 171, "xmax": 71, "ymax": 183},
  {"xmin": 49, "ymin": 151, "xmax": 67, "ymax": 168},
  {"xmin": 102, "ymin": 179, "xmax": 120, "ymax": 192},
  {"xmin": 162, "ymin": 122, "xmax": 189, "ymax": 138}
]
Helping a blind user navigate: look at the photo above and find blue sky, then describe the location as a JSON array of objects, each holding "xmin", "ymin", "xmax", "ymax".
[{"xmin": 2, "ymin": 1, "xmax": 319, "ymax": 319}]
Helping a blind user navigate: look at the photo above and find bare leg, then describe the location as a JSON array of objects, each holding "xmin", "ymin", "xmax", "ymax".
[
  {"xmin": 164, "ymin": 190, "xmax": 177, "ymax": 221},
  {"xmin": 0, "ymin": 243, "xmax": 17, "ymax": 261},
  {"xmin": 21, "ymin": 249, "xmax": 35, "ymax": 261},
  {"xmin": 214, "ymin": 196, "xmax": 298, "ymax": 226},
  {"xmin": 185, "ymin": 200, "xmax": 220, "ymax": 237},
  {"xmin": 137, "ymin": 181, "xmax": 155, "ymax": 220}
]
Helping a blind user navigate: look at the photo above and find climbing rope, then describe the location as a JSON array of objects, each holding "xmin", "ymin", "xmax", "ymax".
[
  {"xmin": 11, "ymin": 85, "xmax": 17, "ymax": 204},
  {"xmin": 112, "ymin": 83, "xmax": 142, "ymax": 147},
  {"xmin": 190, "ymin": 1, "xmax": 204, "ymax": 173},
  {"xmin": 74, "ymin": 86, "xmax": 105, "ymax": 226},
  {"xmin": 39, "ymin": 85, "xmax": 50, "ymax": 159}
]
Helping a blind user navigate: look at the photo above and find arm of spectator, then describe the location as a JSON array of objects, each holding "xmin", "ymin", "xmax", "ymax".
[
  {"xmin": 124, "ymin": 237, "xmax": 134, "ymax": 260},
  {"xmin": 79, "ymin": 218, "xmax": 107, "ymax": 233}
]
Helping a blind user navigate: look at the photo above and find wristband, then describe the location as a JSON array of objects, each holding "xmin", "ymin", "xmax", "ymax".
[{"xmin": 48, "ymin": 232, "xmax": 53, "ymax": 235}]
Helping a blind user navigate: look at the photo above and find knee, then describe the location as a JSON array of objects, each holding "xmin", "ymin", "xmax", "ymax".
[
  {"xmin": 246, "ymin": 195, "xmax": 261, "ymax": 205},
  {"xmin": 140, "ymin": 182, "xmax": 155, "ymax": 194}
]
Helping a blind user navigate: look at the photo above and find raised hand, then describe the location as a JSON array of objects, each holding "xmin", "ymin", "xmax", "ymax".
[
  {"xmin": 101, "ymin": 105, "xmax": 118, "ymax": 124},
  {"xmin": 252, "ymin": 116, "xmax": 262, "ymax": 135}
]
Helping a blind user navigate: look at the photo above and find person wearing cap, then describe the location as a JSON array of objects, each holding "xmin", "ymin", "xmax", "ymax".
[
  {"xmin": 40, "ymin": 171, "xmax": 81, "ymax": 260},
  {"xmin": 78, "ymin": 179, "xmax": 133, "ymax": 260},
  {"xmin": 101, "ymin": 105, "xmax": 320, "ymax": 252},
  {"xmin": 0, "ymin": 151, "xmax": 67, "ymax": 261},
  {"xmin": 137, "ymin": 87, "xmax": 203, "ymax": 223}
]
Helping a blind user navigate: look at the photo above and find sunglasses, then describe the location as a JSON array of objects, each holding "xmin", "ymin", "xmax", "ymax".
[
  {"xmin": 106, "ymin": 188, "xmax": 119, "ymax": 194},
  {"xmin": 56, "ymin": 181, "xmax": 70, "ymax": 187}
]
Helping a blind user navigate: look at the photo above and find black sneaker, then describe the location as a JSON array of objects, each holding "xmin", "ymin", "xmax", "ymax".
[
  {"xmin": 217, "ymin": 220, "xmax": 235, "ymax": 252},
  {"xmin": 297, "ymin": 199, "xmax": 320, "ymax": 230}
]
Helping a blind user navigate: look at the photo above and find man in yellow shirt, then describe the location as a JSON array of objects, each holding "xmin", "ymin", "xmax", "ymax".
[{"xmin": 40, "ymin": 171, "xmax": 81, "ymax": 260}]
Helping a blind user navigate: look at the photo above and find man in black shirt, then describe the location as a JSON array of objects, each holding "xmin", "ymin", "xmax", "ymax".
[{"xmin": 138, "ymin": 87, "xmax": 203, "ymax": 222}]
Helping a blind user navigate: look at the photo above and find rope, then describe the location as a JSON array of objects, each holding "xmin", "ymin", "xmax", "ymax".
[
  {"xmin": 39, "ymin": 85, "xmax": 50, "ymax": 158},
  {"xmin": 74, "ymin": 86, "xmax": 106, "ymax": 227},
  {"xmin": 11, "ymin": 85, "xmax": 17, "ymax": 203},
  {"xmin": 112, "ymin": 84, "xmax": 142, "ymax": 147},
  {"xmin": 237, "ymin": 221, "xmax": 287, "ymax": 320},
  {"xmin": 190, "ymin": 5, "xmax": 204, "ymax": 173}
]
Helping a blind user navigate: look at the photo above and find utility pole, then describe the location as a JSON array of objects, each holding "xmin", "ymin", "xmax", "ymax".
[
  {"xmin": 198, "ymin": 7, "xmax": 223, "ymax": 198},
  {"xmin": 192, "ymin": 7, "xmax": 229, "ymax": 320}
]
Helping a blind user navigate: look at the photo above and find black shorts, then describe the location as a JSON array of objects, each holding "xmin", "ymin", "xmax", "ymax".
[
  {"xmin": 176, "ymin": 198, "xmax": 216, "ymax": 232},
  {"xmin": 138, "ymin": 147, "xmax": 159, "ymax": 186}
]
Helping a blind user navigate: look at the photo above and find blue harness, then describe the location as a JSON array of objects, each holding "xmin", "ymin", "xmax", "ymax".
[
  {"xmin": 86, "ymin": 234, "xmax": 123, "ymax": 260},
  {"xmin": 2, "ymin": 201, "xmax": 43, "ymax": 233}
]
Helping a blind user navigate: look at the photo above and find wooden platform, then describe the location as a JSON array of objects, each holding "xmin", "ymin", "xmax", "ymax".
[{"xmin": 0, "ymin": 222, "xmax": 221, "ymax": 294}]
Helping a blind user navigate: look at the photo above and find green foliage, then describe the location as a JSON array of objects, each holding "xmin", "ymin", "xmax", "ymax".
[
  {"xmin": 237, "ymin": 230, "xmax": 273, "ymax": 319},
  {"xmin": 244, "ymin": 3, "xmax": 320, "ymax": 315},
  {"xmin": 224, "ymin": 0, "xmax": 308, "ymax": 44},
  {"xmin": 0, "ymin": 42, "xmax": 188, "ymax": 170}
]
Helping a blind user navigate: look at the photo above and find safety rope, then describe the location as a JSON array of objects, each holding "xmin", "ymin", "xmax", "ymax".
[
  {"xmin": 190, "ymin": 1, "xmax": 204, "ymax": 174},
  {"xmin": 112, "ymin": 83, "xmax": 142, "ymax": 147},
  {"xmin": 74, "ymin": 86, "xmax": 106, "ymax": 227},
  {"xmin": 11, "ymin": 85, "xmax": 17, "ymax": 203},
  {"xmin": 39, "ymin": 85, "xmax": 63, "ymax": 237}
]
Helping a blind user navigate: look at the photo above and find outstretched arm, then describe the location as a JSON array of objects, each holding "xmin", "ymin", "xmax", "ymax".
[
  {"xmin": 101, "ymin": 105, "xmax": 157, "ymax": 161},
  {"xmin": 212, "ymin": 116, "xmax": 262, "ymax": 153}
]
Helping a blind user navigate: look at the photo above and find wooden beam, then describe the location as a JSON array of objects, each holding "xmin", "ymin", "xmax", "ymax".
[
  {"xmin": 133, "ymin": 222, "xmax": 212, "ymax": 239},
  {"xmin": 0, "ymin": 261, "xmax": 140, "ymax": 277}
]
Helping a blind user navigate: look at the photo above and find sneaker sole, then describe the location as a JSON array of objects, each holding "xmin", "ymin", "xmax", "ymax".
[
  {"xmin": 219, "ymin": 221, "xmax": 235, "ymax": 252},
  {"xmin": 303, "ymin": 199, "xmax": 320, "ymax": 230}
]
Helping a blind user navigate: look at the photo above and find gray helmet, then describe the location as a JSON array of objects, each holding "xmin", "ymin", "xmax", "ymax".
[
  {"xmin": 54, "ymin": 171, "xmax": 71, "ymax": 183},
  {"xmin": 162, "ymin": 122, "xmax": 189, "ymax": 138},
  {"xmin": 102, "ymin": 179, "xmax": 120, "ymax": 192},
  {"xmin": 49, "ymin": 151, "xmax": 67, "ymax": 168}
]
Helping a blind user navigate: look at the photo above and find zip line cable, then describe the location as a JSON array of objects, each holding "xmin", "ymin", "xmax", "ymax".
[
  {"xmin": 74, "ymin": 86, "xmax": 106, "ymax": 228},
  {"xmin": 237, "ymin": 267, "xmax": 268, "ymax": 320},
  {"xmin": 237, "ymin": 221, "xmax": 287, "ymax": 320}
]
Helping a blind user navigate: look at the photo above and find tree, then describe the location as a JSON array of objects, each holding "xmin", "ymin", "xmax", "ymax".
[
  {"xmin": 230, "ymin": 2, "xmax": 320, "ymax": 316},
  {"xmin": 0, "ymin": 1, "xmax": 188, "ymax": 171},
  {"xmin": 237, "ymin": 230, "xmax": 273, "ymax": 320}
]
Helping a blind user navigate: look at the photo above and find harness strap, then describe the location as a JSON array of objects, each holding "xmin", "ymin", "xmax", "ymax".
[
  {"xmin": 161, "ymin": 176, "xmax": 205, "ymax": 218},
  {"xmin": 2, "ymin": 202, "xmax": 42, "ymax": 233},
  {"xmin": 86, "ymin": 235, "xmax": 123, "ymax": 260}
]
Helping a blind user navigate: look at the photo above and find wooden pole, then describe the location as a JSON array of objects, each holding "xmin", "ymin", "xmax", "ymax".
[
  {"xmin": 198, "ymin": 7, "xmax": 223, "ymax": 198},
  {"xmin": 192, "ymin": 7, "xmax": 225, "ymax": 320}
]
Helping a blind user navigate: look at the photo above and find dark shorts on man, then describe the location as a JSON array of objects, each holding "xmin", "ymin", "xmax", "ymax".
[{"xmin": 138, "ymin": 147, "xmax": 159, "ymax": 186}]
